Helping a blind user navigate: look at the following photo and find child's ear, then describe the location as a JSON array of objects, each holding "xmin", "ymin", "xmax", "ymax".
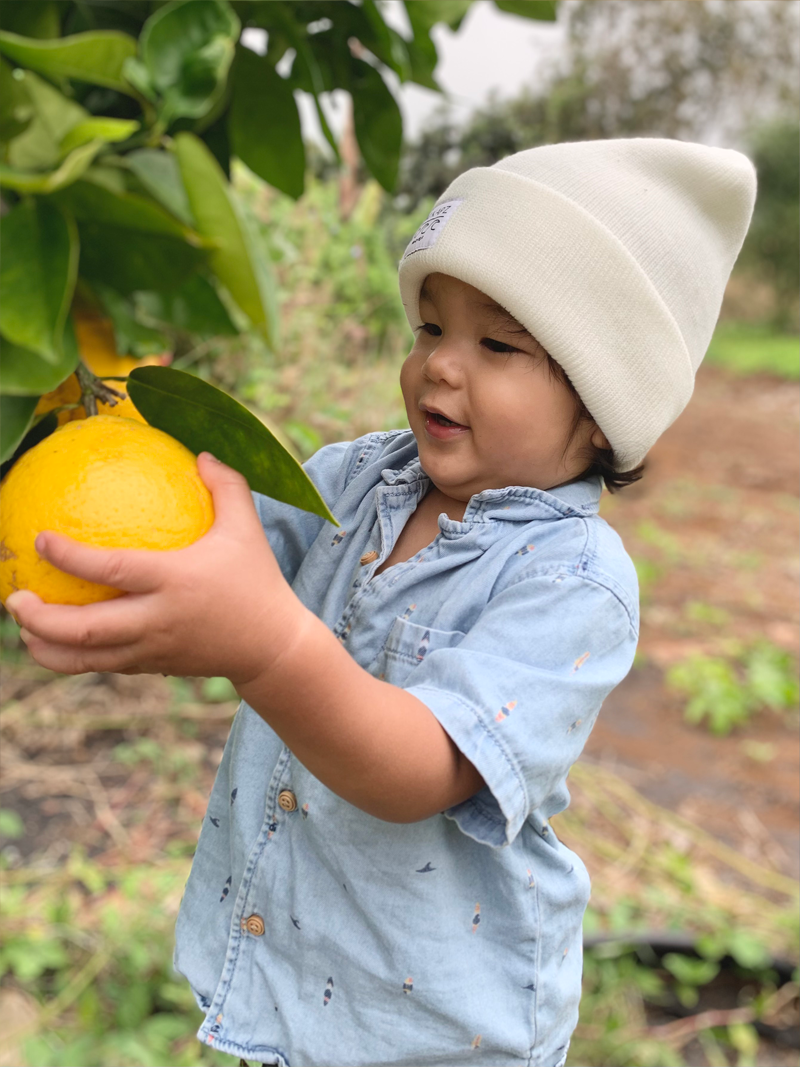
[{"xmin": 590, "ymin": 426, "xmax": 610, "ymax": 450}]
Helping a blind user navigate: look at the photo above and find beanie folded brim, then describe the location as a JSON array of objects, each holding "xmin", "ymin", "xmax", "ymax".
[{"xmin": 398, "ymin": 167, "xmax": 696, "ymax": 471}]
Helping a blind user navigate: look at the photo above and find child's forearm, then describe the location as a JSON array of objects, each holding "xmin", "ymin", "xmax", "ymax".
[{"xmin": 235, "ymin": 606, "xmax": 484, "ymax": 823}]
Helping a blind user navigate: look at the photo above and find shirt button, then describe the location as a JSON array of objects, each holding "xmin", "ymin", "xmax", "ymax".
[
  {"xmin": 360, "ymin": 550, "xmax": 379, "ymax": 565},
  {"xmin": 278, "ymin": 789, "xmax": 297, "ymax": 812},
  {"xmin": 242, "ymin": 914, "xmax": 265, "ymax": 936}
]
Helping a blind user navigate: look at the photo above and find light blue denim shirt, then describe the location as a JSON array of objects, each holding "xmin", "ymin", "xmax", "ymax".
[{"xmin": 174, "ymin": 430, "xmax": 639, "ymax": 1067}]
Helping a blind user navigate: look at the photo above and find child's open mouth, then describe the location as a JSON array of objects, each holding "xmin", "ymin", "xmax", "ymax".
[{"xmin": 424, "ymin": 410, "xmax": 469, "ymax": 440}]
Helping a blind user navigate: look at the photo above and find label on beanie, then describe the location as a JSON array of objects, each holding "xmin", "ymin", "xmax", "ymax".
[{"xmin": 403, "ymin": 199, "xmax": 464, "ymax": 259}]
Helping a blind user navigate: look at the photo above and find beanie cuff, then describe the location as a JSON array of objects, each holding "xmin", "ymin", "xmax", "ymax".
[{"xmin": 398, "ymin": 167, "xmax": 696, "ymax": 470}]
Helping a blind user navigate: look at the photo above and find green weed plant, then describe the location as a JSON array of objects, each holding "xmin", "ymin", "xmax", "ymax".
[
  {"xmin": 1, "ymin": 852, "xmax": 230, "ymax": 1067},
  {"xmin": 667, "ymin": 640, "xmax": 799, "ymax": 735}
]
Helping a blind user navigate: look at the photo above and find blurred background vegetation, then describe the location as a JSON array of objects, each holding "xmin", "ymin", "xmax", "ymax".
[{"xmin": 0, "ymin": 2, "xmax": 798, "ymax": 1066}]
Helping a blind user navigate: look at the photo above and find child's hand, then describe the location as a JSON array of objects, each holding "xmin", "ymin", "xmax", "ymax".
[{"xmin": 5, "ymin": 454, "xmax": 309, "ymax": 684}]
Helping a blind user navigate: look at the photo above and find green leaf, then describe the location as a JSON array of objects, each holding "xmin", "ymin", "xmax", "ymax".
[
  {"xmin": 126, "ymin": 147, "xmax": 194, "ymax": 224},
  {"xmin": 174, "ymin": 132, "xmax": 277, "ymax": 345},
  {"xmin": 230, "ymin": 46, "xmax": 304, "ymax": 199},
  {"xmin": 361, "ymin": 0, "xmax": 413, "ymax": 82},
  {"xmin": 120, "ymin": 55, "xmax": 157, "ymax": 102},
  {"xmin": 59, "ymin": 116, "xmax": 139, "ymax": 154},
  {"xmin": 53, "ymin": 177, "xmax": 198, "ymax": 238},
  {"xmin": 127, "ymin": 366, "xmax": 337, "ymax": 524},
  {"xmin": 77, "ymin": 223, "xmax": 207, "ymax": 295},
  {"xmin": 0, "ymin": 56, "xmax": 33, "ymax": 142},
  {"xmin": 493, "ymin": 0, "xmax": 558, "ymax": 20},
  {"xmin": 0, "ymin": 315, "xmax": 79, "ymax": 395},
  {"xmin": 0, "ymin": 395, "xmax": 39, "ymax": 463},
  {"xmin": 77, "ymin": 161, "xmax": 128, "ymax": 196},
  {"xmin": 0, "ymin": 199, "xmax": 77, "ymax": 364},
  {"xmin": 350, "ymin": 58, "xmax": 402, "ymax": 192},
  {"xmin": 0, "ymin": 808, "xmax": 24, "ymax": 840},
  {"xmin": 95, "ymin": 287, "xmax": 170, "ymax": 357},
  {"xmin": 139, "ymin": 0, "xmax": 240, "ymax": 122},
  {"xmin": 0, "ymin": 29, "xmax": 138, "ymax": 94},
  {"xmin": 0, "ymin": 137, "xmax": 102, "ymax": 193},
  {"xmin": 402, "ymin": 1, "xmax": 472, "ymax": 32},
  {"xmin": 6, "ymin": 69, "xmax": 87, "ymax": 169},
  {"xmin": 0, "ymin": 2, "xmax": 60, "ymax": 40},
  {"xmin": 136, "ymin": 274, "xmax": 237, "ymax": 336},
  {"xmin": 662, "ymin": 953, "xmax": 720, "ymax": 987}
]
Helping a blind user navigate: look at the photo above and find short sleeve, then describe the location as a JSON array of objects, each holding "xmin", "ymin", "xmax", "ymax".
[
  {"xmin": 404, "ymin": 572, "xmax": 638, "ymax": 847},
  {"xmin": 252, "ymin": 439, "xmax": 354, "ymax": 585}
]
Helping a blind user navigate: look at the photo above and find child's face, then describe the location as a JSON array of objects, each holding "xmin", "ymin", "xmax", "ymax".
[{"xmin": 400, "ymin": 273, "xmax": 606, "ymax": 502}]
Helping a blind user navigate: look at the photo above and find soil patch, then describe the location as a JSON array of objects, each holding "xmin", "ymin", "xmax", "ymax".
[{"xmin": 588, "ymin": 364, "xmax": 799, "ymax": 878}]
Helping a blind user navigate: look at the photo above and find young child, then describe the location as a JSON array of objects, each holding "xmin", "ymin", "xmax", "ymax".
[{"xmin": 9, "ymin": 138, "xmax": 755, "ymax": 1067}]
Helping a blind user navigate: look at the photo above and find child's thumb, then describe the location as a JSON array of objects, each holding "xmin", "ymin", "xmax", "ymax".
[{"xmin": 197, "ymin": 452, "xmax": 257, "ymax": 528}]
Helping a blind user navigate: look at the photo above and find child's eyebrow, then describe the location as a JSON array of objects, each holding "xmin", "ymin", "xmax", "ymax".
[
  {"xmin": 474, "ymin": 297, "xmax": 535, "ymax": 339},
  {"xmin": 419, "ymin": 283, "xmax": 537, "ymax": 343}
]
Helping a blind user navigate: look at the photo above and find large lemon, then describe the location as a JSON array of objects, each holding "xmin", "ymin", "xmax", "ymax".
[
  {"xmin": 0, "ymin": 417, "xmax": 214, "ymax": 606},
  {"xmin": 35, "ymin": 312, "xmax": 168, "ymax": 425}
]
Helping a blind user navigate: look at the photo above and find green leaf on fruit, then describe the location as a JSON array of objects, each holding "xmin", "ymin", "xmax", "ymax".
[{"xmin": 127, "ymin": 366, "xmax": 337, "ymax": 524}]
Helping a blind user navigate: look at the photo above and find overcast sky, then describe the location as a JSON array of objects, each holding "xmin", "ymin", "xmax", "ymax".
[{"xmin": 242, "ymin": 1, "xmax": 567, "ymax": 147}]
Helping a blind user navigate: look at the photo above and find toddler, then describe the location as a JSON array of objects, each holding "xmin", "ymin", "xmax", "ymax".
[{"xmin": 9, "ymin": 138, "xmax": 755, "ymax": 1067}]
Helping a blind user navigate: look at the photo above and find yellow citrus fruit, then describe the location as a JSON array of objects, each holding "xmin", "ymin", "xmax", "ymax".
[
  {"xmin": 35, "ymin": 313, "xmax": 168, "ymax": 425},
  {"xmin": 0, "ymin": 416, "xmax": 214, "ymax": 607}
]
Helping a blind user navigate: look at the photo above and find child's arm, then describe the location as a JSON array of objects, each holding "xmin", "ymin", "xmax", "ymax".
[{"xmin": 7, "ymin": 454, "xmax": 484, "ymax": 824}]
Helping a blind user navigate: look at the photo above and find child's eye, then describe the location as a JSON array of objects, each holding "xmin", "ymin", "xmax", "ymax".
[
  {"xmin": 481, "ymin": 337, "xmax": 518, "ymax": 354},
  {"xmin": 419, "ymin": 323, "xmax": 442, "ymax": 337}
]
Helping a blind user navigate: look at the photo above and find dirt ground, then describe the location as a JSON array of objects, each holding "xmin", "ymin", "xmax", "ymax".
[{"xmin": 587, "ymin": 364, "xmax": 800, "ymax": 880}]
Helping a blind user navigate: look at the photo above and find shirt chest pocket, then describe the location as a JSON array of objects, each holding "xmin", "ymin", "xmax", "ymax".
[{"xmin": 369, "ymin": 617, "xmax": 466, "ymax": 688}]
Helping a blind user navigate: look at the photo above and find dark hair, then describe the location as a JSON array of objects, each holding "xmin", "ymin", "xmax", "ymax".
[{"xmin": 547, "ymin": 357, "xmax": 646, "ymax": 494}]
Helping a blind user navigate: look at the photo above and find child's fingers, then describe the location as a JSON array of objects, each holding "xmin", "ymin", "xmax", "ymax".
[
  {"xmin": 19, "ymin": 630, "xmax": 142, "ymax": 676},
  {"xmin": 196, "ymin": 453, "xmax": 261, "ymax": 536},
  {"xmin": 33, "ymin": 531, "xmax": 167, "ymax": 593},
  {"xmin": 8, "ymin": 590, "xmax": 151, "ymax": 649}
]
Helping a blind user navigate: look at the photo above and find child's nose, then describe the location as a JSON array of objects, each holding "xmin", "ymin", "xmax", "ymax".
[{"xmin": 421, "ymin": 338, "xmax": 466, "ymax": 384}]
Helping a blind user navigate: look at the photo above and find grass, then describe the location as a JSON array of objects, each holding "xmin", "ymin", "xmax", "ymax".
[
  {"xmin": 706, "ymin": 321, "xmax": 799, "ymax": 379},
  {"xmin": 1, "ymin": 762, "xmax": 796, "ymax": 1067}
]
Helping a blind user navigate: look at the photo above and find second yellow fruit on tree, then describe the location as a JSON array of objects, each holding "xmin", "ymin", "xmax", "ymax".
[
  {"xmin": 0, "ymin": 416, "xmax": 215, "ymax": 606},
  {"xmin": 35, "ymin": 312, "xmax": 168, "ymax": 425}
]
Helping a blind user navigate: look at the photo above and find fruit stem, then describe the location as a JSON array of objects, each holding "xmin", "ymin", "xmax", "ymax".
[{"xmin": 74, "ymin": 363, "xmax": 127, "ymax": 417}]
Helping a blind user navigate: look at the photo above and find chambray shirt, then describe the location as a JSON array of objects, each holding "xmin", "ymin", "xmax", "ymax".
[{"xmin": 174, "ymin": 430, "xmax": 639, "ymax": 1067}]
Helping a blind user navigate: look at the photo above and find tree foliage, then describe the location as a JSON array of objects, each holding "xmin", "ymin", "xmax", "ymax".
[{"xmin": 0, "ymin": 0, "xmax": 556, "ymax": 465}]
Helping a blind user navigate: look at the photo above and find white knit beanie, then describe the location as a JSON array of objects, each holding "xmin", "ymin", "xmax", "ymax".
[{"xmin": 398, "ymin": 138, "xmax": 757, "ymax": 470}]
